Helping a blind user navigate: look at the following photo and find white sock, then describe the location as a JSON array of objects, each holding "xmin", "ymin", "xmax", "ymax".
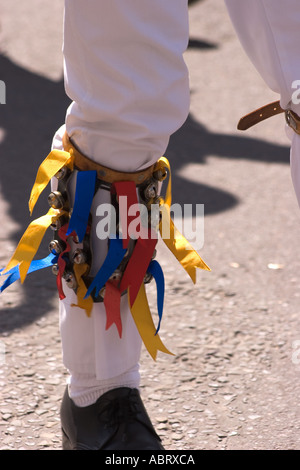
[{"xmin": 67, "ymin": 363, "xmax": 141, "ymax": 407}]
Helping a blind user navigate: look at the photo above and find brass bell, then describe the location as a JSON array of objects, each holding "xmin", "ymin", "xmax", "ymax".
[
  {"xmin": 55, "ymin": 166, "xmax": 68, "ymax": 180},
  {"xmin": 153, "ymin": 168, "xmax": 167, "ymax": 182},
  {"xmin": 48, "ymin": 191, "xmax": 65, "ymax": 210},
  {"xmin": 49, "ymin": 240, "xmax": 63, "ymax": 254},
  {"xmin": 72, "ymin": 249, "xmax": 87, "ymax": 265},
  {"xmin": 52, "ymin": 264, "xmax": 59, "ymax": 276},
  {"xmin": 63, "ymin": 272, "xmax": 77, "ymax": 290},
  {"xmin": 144, "ymin": 182, "xmax": 158, "ymax": 200}
]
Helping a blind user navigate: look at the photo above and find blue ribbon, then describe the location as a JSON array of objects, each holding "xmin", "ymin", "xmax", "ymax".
[
  {"xmin": 67, "ymin": 170, "xmax": 97, "ymax": 242},
  {"xmin": 0, "ymin": 252, "xmax": 58, "ymax": 292},
  {"xmin": 147, "ymin": 260, "xmax": 165, "ymax": 334},
  {"xmin": 84, "ymin": 237, "xmax": 127, "ymax": 299}
]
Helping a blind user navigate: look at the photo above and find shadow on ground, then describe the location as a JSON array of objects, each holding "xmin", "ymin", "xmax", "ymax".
[{"xmin": 0, "ymin": 44, "xmax": 289, "ymax": 332}]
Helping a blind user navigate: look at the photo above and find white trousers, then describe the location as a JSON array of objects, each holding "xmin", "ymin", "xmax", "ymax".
[
  {"xmin": 62, "ymin": 0, "xmax": 190, "ymax": 172},
  {"xmin": 52, "ymin": 0, "xmax": 190, "ymax": 399},
  {"xmin": 52, "ymin": 0, "xmax": 300, "ymax": 398},
  {"xmin": 225, "ymin": 0, "xmax": 300, "ymax": 206}
]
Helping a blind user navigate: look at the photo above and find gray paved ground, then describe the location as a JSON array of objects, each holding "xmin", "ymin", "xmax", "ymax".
[{"xmin": 1, "ymin": 0, "xmax": 300, "ymax": 450}]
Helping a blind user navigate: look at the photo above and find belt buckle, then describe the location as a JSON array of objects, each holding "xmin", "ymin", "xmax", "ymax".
[{"xmin": 285, "ymin": 109, "xmax": 300, "ymax": 135}]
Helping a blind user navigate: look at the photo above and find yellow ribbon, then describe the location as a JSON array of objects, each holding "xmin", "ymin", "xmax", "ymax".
[
  {"xmin": 71, "ymin": 264, "xmax": 94, "ymax": 317},
  {"xmin": 3, "ymin": 208, "xmax": 61, "ymax": 283},
  {"xmin": 157, "ymin": 157, "xmax": 210, "ymax": 282},
  {"xmin": 3, "ymin": 150, "xmax": 74, "ymax": 285},
  {"xmin": 128, "ymin": 157, "xmax": 210, "ymax": 360},
  {"xmin": 129, "ymin": 284, "xmax": 173, "ymax": 361},
  {"xmin": 29, "ymin": 149, "xmax": 74, "ymax": 215},
  {"xmin": 157, "ymin": 157, "xmax": 172, "ymax": 206}
]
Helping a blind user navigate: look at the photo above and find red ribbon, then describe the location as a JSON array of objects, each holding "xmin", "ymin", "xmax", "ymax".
[
  {"xmin": 112, "ymin": 181, "xmax": 157, "ymax": 307},
  {"xmin": 120, "ymin": 232, "xmax": 157, "ymax": 307},
  {"xmin": 104, "ymin": 280, "xmax": 122, "ymax": 338},
  {"xmin": 112, "ymin": 181, "xmax": 140, "ymax": 249}
]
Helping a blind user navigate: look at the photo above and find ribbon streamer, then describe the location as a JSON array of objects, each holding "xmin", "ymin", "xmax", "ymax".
[
  {"xmin": 120, "ymin": 233, "xmax": 157, "ymax": 307},
  {"xmin": 113, "ymin": 180, "xmax": 158, "ymax": 306},
  {"xmin": 67, "ymin": 170, "xmax": 97, "ymax": 242},
  {"xmin": 29, "ymin": 150, "xmax": 74, "ymax": 215},
  {"xmin": 128, "ymin": 283, "xmax": 173, "ymax": 361},
  {"xmin": 104, "ymin": 280, "xmax": 122, "ymax": 338},
  {"xmin": 160, "ymin": 205, "xmax": 210, "ymax": 283},
  {"xmin": 84, "ymin": 237, "xmax": 127, "ymax": 299},
  {"xmin": 158, "ymin": 157, "xmax": 210, "ymax": 281},
  {"xmin": 71, "ymin": 263, "xmax": 94, "ymax": 317},
  {"xmin": 112, "ymin": 181, "xmax": 140, "ymax": 249},
  {"xmin": 146, "ymin": 260, "xmax": 165, "ymax": 335},
  {"xmin": 0, "ymin": 252, "xmax": 58, "ymax": 293},
  {"xmin": 2, "ymin": 208, "xmax": 61, "ymax": 283}
]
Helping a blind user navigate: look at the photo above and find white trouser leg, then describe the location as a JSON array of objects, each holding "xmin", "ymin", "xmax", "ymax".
[
  {"xmin": 63, "ymin": 0, "xmax": 190, "ymax": 171},
  {"xmin": 225, "ymin": 0, "xmax": 300, "ymax": 205},
  {"xmin": 52, "ymin": 127, "xmax": 143, "ymax": 389},
  {"xmin": 53, "ymin": 0, "xmax": 190, "ymax": 400}
]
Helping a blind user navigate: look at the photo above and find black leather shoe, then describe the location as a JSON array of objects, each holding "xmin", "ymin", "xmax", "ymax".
[{"xmin": 60, "ymin": 386, "xmax": 165, "ymax": 450}]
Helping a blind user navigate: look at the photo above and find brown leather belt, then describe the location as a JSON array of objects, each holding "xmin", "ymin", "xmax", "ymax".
[
  {"xmin": 237, "ymin": 100, "xmax": 300, "ymax": 135},
  {"xmin": 62, "ymin": 132, "xmax": 156, "ymax": 185}
]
